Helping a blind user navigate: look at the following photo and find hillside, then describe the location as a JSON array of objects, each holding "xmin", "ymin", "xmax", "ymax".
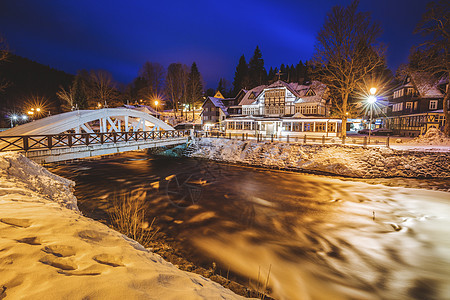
[{"xmin": 0, "ymin": 54, "xmax": 73, "ymax": 127}]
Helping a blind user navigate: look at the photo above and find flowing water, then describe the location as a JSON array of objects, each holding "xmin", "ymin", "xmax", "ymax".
[{"xmin": 49, "ymin": 152, "xmax": 450, "ymax": 300}]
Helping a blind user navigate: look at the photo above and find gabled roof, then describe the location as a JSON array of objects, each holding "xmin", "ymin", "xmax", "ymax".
[
  {"xmin": 398, "ymin": 72, "xmax": 443, "ymax": 98},
  {"xmin": 295, "ymin": 81, "xmax": 328, "ymax": 103},
  {"xmin": 213, "ymin": 91, "xmax": 224, "ymax": 99},
  {"xmin": 238, "ymin": 85, "xmax": 266, "ymax": 106},
  {"xmin": 237, "ymin": 80, "xmax": 328, "ymax": 106},
  {"xmin": 202, "ymin": 97, "xmax": 229, "ymax": 116}
]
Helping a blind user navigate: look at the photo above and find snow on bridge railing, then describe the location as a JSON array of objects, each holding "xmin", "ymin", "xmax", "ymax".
[{"xmin": 0, "ymin": 130, "xmax": 190, "ymax": 152}]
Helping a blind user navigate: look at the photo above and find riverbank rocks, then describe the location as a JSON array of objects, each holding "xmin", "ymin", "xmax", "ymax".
[{"xmin": 189, "ymin": 138, "xmax": 450, "ymax": 179}]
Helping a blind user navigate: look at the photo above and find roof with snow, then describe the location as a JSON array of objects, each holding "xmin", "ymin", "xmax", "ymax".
[
  {"xmin": 238, "ymin": 85, "xmax": 267, "ymax": 106},
  {"xmin": 203, "ymin": 97, "xmax": 229, "ymax": 116},
  {"xmin": 238, "ymin": 80, "xmax": 328, "ymax": 106},
  {"xmin": 398, "ymin": 72, "xmax": 444, "ymax": 99}
]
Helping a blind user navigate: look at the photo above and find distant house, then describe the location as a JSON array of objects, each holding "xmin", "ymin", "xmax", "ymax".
[
  {"xmin": 382, "ymin": 72, "xmax": 447, "ymax": 137},
  {"xmin": 201, "ymin": 95, "xmax": 229, "ymax": 131}
]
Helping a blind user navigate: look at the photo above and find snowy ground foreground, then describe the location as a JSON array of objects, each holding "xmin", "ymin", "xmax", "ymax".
[
  {"xmin": 0, "ymin": 152, "xmax": 245, "ymax": 299},
  {"xmin": 191, "ymin": 138, "xmax": 449, "ymax": 178}
]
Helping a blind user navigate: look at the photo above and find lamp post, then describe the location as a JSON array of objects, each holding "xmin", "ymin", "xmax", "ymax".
[
  {"xmin": 368, "ymin": 87, "xmax": 377, "ymax": 143},
  {"xmin": 154, "ymin": 100, "xmax": 159, "ymax": 118}
]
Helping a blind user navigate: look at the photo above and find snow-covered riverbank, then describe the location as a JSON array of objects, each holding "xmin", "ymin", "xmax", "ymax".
[
  {"xmin": 189, "ymin": 138, "xmax": 450, "ymax": 178},
  {"xmin": 0, "ymin": 152, "xmax": 245, "ymax": 299}
]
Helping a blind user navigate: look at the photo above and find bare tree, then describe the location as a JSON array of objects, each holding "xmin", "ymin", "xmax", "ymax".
[
  {"xmin": 409, "ymin": 1, "xmax": 450, "ymax": 136},
  {"xmin": 165, "ymin": 63, "xmax": 189, "ymax": 119},
  {"xmin": 139, "ymin": 62, "xmax": 165, "ymax": 102},
  {"xmin": 0, "ymin": 35, "xmax": 9, "ymax": 92},
  {"xmin": 88, "ymin": 70, "xmax": 117, "ymax": 108},
  {"xmin": 312, "ymin": 0, "xmax": 385, "ymax": 136},
  {"xmin": 56, "ymin": 84, "xmax": 75, "ymax": 111}
]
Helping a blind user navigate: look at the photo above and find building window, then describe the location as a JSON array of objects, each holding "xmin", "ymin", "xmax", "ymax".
[
  {"xmin": 293, "ymin": 123, "xmax": 302, "ymax": 132},
  {"xmin": 429, "ymin": 100, "xmax": 438, "ymax": 110},
  {"xmin": 282, "ymin": 122, "xmax": 291, "ymax": 131},
  {"xmin": 406, "ymin": 102, "xmax": 413, "ymax": 110},
  {"xmin": 316, "ymin": 122, "xmax": 326, "ymax": 132},
  {"xmin": 327, "ymin": 123, "xmax": 336, "ymax": 132},
  {"xmin": 304, "ymin": 123, "xmax": 313, "ymax": 132},
  {"xmin": 244, "ymin": 122, "xmax": 251, "ymax": 130}
]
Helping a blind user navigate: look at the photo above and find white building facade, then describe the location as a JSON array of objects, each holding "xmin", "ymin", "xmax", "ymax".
[{"xmin": 226, "ymin": 80, "xmax": 342, "ymax": 137}]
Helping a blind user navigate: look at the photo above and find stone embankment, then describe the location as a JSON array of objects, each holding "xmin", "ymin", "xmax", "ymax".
[{"xmin": 189, "ymin": 138, "xmax": 450, "ymax": 178}]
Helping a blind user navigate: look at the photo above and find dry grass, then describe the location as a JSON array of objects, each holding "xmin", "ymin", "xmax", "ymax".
[{"xmin": 109, "ymin": 191, "xmax": 158, "ymax": 246}]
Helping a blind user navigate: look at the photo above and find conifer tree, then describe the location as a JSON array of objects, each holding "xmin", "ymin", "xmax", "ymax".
[
  {"xmin": 248, "ymin": 46, "xmax": 267, "ymax": 87},
  {"xmin": 72, "ymin": 72, "xmax": 88, "ymax": 109},
  {"xmin": 187, "ymin": 62, "xmax": 203, "ymax": 111},
  {"xmin": 232, "ymin": 55, "xmax": 249, "ymax": 96}
]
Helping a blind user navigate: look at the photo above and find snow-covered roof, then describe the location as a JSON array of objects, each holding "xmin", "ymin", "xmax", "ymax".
[
  {"xmin": 238, "ymin": 85, "xmax": 267, "ymax": 106},
  {"xmin": 204, "ymin": 97, "xmax": 229, "ymax": 116},
  {"xmin": 238, "ymin": 80, "xmax": 328, "ymax": 106},
  {"xmin": 399, "ymin": 72, "xmax": 444, "ymax": 98}
]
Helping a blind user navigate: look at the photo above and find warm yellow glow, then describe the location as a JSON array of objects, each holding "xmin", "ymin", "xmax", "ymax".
[
  {"xmin": 370, "ymin": 87, "xmax": 377, "ymax": 95},
  {"xmin": 27, "ymin": 111, "xmax": 34, "ymax": 115},
  {"xmin": 36, "ymin": 108, "xmax": 41, "ymax": 112},
  {"xmin": 31, "ymin": 108, "xmax": 35, "ymax": 111},
  {"xmin": 154, "ymin": 100, "xmax": 159, "ymax": 106}
]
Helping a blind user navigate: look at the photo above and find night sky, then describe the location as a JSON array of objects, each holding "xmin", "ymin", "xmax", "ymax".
[{"xmin": 0, "ymin": 0, "xmax": 430, "ymax": 88}]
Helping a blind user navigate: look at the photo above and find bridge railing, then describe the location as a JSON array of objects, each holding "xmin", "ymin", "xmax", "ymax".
[{"xmin": 0, "ymin": 130, "xmax": 189, "ymax": 152}]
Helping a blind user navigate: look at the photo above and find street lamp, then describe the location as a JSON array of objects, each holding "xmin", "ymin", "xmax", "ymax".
[{"xmin": 368, "ymin": 87, "xmax": 377, "ymax": 143}]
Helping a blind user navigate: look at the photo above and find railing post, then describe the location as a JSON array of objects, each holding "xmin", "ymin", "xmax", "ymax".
[
  {"xmin": 151, "ymin": 132, "xmax": 155, "ymax": 139},
  {"xmin": 23, "ymin": 136, "xmax": 29, "ymax": 151},
  {"xmin": 124, "ymin": 132, "xmax": 128, "ymax": 142},
  {"xmin": 159, "ymin": 131, "xmax": 162, "ymax": 139},
  {"xmin": 85, "ymin": 133, "xmax": 90, "ymax": 146},
  {"xmin": 322, "ymin": 135, "xmax": 325, "ymax": 145},
  {"xmin": 229, "ymin": 133, "xmax": 231, "ymax": 139},
  {"xmin": 100, "ymin": 133, "xmax": 104, "ymax": 144},
  {"xmin": 113, "ymin": 132, "xmax": 117, "ymax": 143},
  {"xmin": 144, "ymin": 131, "xmax": 147, "ymax": 140},
  {"xmin": 303, "ymin": 135, "xmax": 307, "ymax": 144},
  {"xmin": 363, "ymin": 136, "xmax": 367, "ymax": 147},
  {"xmin": 47, "ymin": 135, "xmax": 53, "ymax": 149},
  {"xmin": 135, "ymin": 131, "xmax": 138, "ymax": 141},
  {"xmin": 68, "ymin": 134, "xmax": 72, "ymax": 147},
  {"xmin": 271, "ymin": 134, "xmax": 274, "ymax": 143},
  {"xmin": 386, "ymin": 136, "xmax": 390, "ymax": 148},
  {"xmin": 342, "ymin": 136, "xmax": 346, "ymax": 145},
  {"xmin": 287, "ymin": 135, "xmax": 289, "ymax": 143}
]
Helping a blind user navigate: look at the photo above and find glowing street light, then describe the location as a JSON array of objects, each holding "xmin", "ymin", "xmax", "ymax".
[
  {"xmin": 367, "ymin": 87, "xmax": 377, "ymax": 143},
  {"xmin": 22, "ymin": 115, "xmax": 28, "ymax": 121}
]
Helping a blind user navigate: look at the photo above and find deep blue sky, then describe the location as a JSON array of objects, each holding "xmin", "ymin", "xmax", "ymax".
[{"xmin": 0, "ymin": 0, "xmax": 430, "ymax": 88}]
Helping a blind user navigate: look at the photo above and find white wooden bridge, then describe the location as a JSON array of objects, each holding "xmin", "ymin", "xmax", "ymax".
[{"xmin": 0, "ymin": 108, "xmax": 189, "ymax": 163}]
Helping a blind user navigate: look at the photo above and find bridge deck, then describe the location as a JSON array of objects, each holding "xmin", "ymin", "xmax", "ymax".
[{"xmin": 0, "ymin": 130, "xmax": 189, "ymax": 163}]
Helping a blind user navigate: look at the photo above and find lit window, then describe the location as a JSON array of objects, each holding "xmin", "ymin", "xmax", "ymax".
[{"xmin": 429, "ymin": 100, "xmax": 438, "ymax": 110}]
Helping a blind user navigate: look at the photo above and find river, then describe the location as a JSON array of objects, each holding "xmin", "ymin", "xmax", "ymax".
[{"xmin": 48, "ymin": 151, "xmax": 450, "ymax": 300}]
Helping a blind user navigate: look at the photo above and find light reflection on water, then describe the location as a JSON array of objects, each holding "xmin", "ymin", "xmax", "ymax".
[{"xmin": 49, "ymin": 152, "xmax": 450, "ymax": 300}]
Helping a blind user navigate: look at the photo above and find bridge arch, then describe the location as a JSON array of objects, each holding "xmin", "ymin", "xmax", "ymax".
[{"xmin": 0, "ymin": 108, "xmax": 174, "ymax": 136}]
